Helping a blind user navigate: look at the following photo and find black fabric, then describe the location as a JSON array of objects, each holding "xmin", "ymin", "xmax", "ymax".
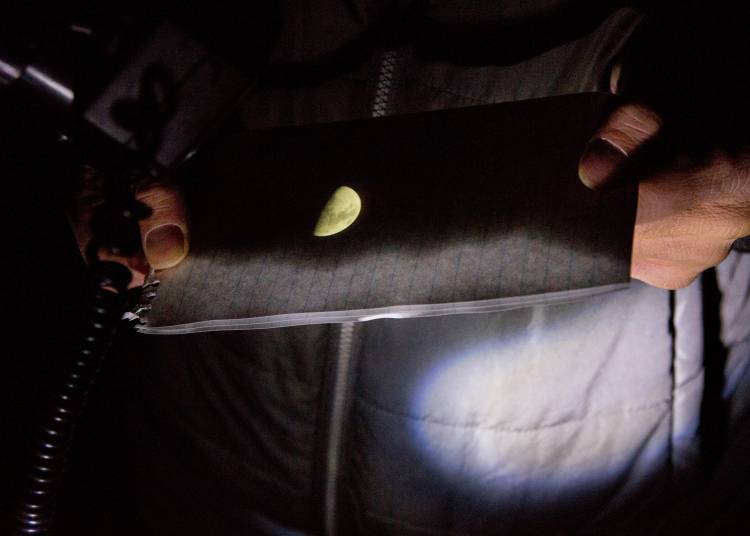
[{"xmin": 263, "ymin": 0, "xmax": 634, "ymax": 85}]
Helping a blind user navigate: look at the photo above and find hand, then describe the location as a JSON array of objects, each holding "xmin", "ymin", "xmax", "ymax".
[
  {"xmin": 70, "ymin": 170, "xmax": 189, "ymax": 287},
  {"xmin": 578, "ymin": 102, "xmax": 750, "ymax": 289}
]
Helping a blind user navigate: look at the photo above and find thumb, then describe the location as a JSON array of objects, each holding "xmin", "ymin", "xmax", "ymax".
[
  {"xmin": 136, "ymin": 183, "xmax": 189, "ymax": 270},
  {"xmin": 578, "ymin": 103, "xmax": 662, "ymax": 190}
]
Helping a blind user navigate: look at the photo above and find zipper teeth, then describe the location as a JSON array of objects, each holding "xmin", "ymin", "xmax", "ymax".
[
  {"xmin": 324, "ymin": 50, "xmax": 399, "ymax": 535},
  {"xmin": 371, "ymin": 49, "xmax": 399, "ymax": 118},
  {"xmin": 324, "ymin": 49, "xmax": 399, "ymax": 535},
  {"xmin": 324, "ymin": 321, "xmax": 356, "ymax": 536}
]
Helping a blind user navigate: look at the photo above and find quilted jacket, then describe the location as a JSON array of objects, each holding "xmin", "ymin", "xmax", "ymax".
[{"xmin": 120, "ymin": 2, "xmax": 750, "ymax": 534}]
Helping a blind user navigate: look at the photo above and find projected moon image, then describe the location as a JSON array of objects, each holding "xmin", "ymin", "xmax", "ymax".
[{"xmin": 314, "ymin": 186, "xmax": 362, "ymax": 236}]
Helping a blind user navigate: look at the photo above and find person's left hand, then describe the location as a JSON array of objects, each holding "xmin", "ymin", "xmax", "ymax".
[
  {"xmin": 69, "ymin": 170, "xmax": 189, "ymax": 288},
  {"xmin": 578, "ymin": 102, "xmax": 750, "ymax": 289}
]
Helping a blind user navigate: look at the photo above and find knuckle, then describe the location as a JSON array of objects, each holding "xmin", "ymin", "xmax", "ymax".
[
  {"xmin": 616, "ymin": 103, "xmax": 663, "ymax": 131},
  {"xmin": 136, "ymin": 183, "xmax": 179, "ymax": 204},
  {"xmin": 602, "ymin": 104, "xmax": 662, "ymax": 154},
  {"xmin": 136, "ymin": 183, "xmax": 185, "ymax": 219}
]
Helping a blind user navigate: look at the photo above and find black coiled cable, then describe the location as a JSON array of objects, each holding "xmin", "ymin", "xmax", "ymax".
[
  {"xmin": 13, "ymin": 39, "xmax": 174, "ymax": 534},
  {"xmin": 13, "ymin": 261, "xmax": 132, "ymax": 535}
]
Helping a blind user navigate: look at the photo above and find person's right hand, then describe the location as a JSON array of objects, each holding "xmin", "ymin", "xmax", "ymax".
[
  {"xmin": 70, "ymin": 172, "xmax": 189, "ymax": 288},
  {"xmin": 578, "ymin": 101, "xmax": 750, "ymax": 289}
]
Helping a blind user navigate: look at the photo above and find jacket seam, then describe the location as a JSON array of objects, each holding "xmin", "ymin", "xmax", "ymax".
[
  {"xmin": 355, "ymin": 393, "xmax": 671, "ymax": 433},
  {"xmin": 182, "ymin": 432, "xmax": 311, "ymax": 499},
  {"xmin": 674, "ymin": 367, "xmax": 704, "ymax": 391},
  {"xmin": 207, "ymin": 356, "xmax": 324, "ymax": 394},
  {"xmin": 402, "ymin": 75, "xmax": 492, "ymax": 106}
]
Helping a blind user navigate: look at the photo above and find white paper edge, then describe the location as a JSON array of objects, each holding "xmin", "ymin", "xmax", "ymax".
[{"xmin": 135, "ymin": 282, "xmax": 630, "ymax": 334}]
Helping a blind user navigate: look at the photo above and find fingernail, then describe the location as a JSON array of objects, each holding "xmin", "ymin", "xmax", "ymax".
[
  {"xmin": 145, "ymin": 224, "xmax": 187, "ymax": 269},
  {"xmin": 578, "ymin": 138, "xmax": 628, "ymax": 189}
]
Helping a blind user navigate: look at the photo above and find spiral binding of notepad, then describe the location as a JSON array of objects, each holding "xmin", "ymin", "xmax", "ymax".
[{"xmin": 123, "ymin": 270, "xmax": 160, "ymax": 325}]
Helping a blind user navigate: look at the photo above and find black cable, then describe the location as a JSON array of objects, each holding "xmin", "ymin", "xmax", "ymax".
[
  {"xmin": 699, "ymin": 267, "xmax": 729, "ymax": 473},
  {"xmin": 13, "ymin": 261, "xmax": 131, "ymax": 535}
]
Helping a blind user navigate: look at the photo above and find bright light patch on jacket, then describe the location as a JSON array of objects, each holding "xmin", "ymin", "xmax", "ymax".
[{"xmin": 409, "ymin": 302, "xmax": 672, "ymax": 501}]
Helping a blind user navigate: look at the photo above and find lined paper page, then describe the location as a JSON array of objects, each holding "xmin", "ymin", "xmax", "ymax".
[{"xmin": 138, "ymin": 93, "xmax": 635, "ymax": 333}]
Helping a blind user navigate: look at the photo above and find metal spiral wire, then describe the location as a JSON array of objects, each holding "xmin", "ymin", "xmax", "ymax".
[
  {"xmin": 13, "ymin": 261, "xmax": 131, "ymax": 535},
  {"xmin": 13, "ymin": 31, "xmax": 174, "ymax": 535}
]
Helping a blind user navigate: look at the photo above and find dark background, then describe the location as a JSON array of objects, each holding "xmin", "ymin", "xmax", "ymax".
[{"xmin": 0, "ymin": 95, "xmax": 140, "ymax": 534}]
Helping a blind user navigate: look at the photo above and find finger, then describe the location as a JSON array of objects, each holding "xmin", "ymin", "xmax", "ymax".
[
  {"xmin": 579, "ymin": 103, "xmax": 662, "ymax": 190},
  {"xmin": 136, "ymin": 183, "xmax": 189, "ymax": 270}
]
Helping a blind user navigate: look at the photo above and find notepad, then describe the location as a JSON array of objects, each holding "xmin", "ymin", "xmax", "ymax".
[{"xmin": 133, "ymin": 93, "xmax": 635, "ymax": 334}]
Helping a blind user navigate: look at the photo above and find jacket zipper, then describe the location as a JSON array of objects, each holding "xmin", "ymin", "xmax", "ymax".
[
  {"xmin": 371, "ymin": 48, "xmax": 399, "ymax": 118},
  {"xmin": 323, "ymin": 48, "xmax": 400, "ymax": 535},
  {"xmin": 324, "ymin": 321, "xmax": 357, "ymax": 535}
]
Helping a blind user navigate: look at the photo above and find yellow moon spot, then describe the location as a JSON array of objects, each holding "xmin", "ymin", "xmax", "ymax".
[{"xmin": 314, "ymin": 186, "xmax": 362, "ymax": 237}]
